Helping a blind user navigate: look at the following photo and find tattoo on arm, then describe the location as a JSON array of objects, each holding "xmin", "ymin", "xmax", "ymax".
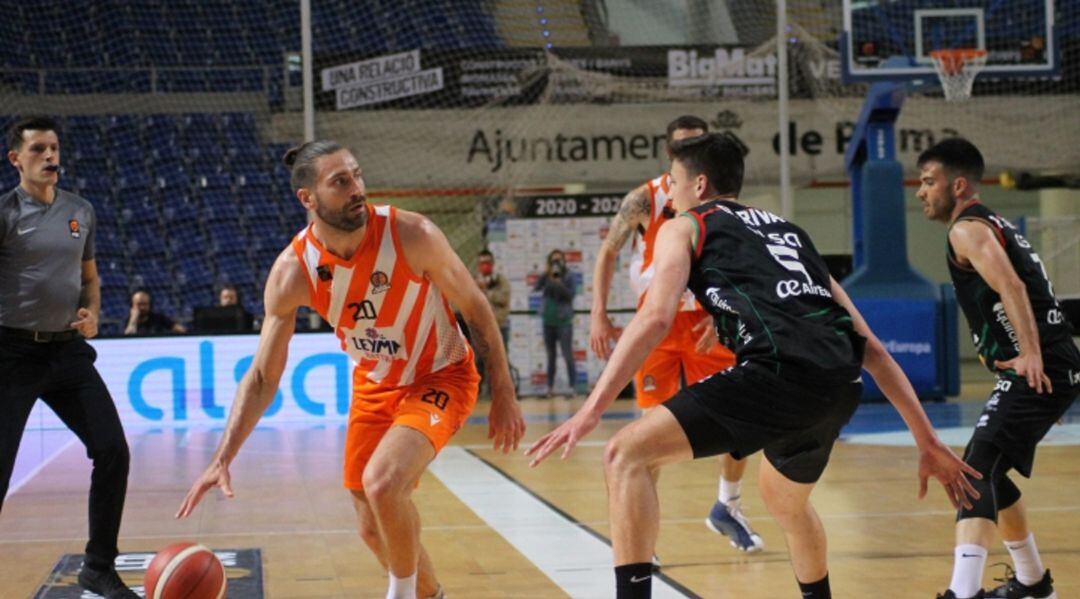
[
  {"xmin": 465, "ymin": 317, "xmax": 494, "ymax": 369},
  {"xmin": 605, "ymin": 187, "xmax": 650, "ymax": 251}
]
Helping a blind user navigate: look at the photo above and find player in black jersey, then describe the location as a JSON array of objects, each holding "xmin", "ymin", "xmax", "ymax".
[
  {"xmin": 528, "ymin": 133, "xmax": 979, "ymax": 599},
  {"xmin": 918, "ymin": 138, "xmax": 1079, "ymax": 599}
]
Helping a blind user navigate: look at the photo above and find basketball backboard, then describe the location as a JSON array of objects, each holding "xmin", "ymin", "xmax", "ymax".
[{"xmin": 841, "ymin": 0, "xmax": 1057, "ymax": 82}]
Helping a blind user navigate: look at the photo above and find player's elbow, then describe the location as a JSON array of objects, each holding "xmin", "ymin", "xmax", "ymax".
[{"xmin": 861, "ymin": 335, "xmax": 892, "ymax": 373}]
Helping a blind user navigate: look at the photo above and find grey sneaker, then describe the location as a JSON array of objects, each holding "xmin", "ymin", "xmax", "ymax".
[{"xmin": 705, "ymin": 498, "xmax": 764, "ymax": 552}]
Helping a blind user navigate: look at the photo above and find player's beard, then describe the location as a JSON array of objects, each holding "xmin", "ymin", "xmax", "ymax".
[
  {"xmin": 935, "ymin": 187, "xmax": 958, "ymax": 222},
  {"xmin": 314, "ymin": 193, "xmax": 367, "ymax": 232}
]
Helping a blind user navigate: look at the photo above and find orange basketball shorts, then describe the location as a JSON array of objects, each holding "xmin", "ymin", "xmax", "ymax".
[
  {"xmin": 343, "ymin": 359, "xmax": 480, "ymax": 490},
  {"xmin": 634, "ymin": 310, "xmax": 736, "ymax": 409}
]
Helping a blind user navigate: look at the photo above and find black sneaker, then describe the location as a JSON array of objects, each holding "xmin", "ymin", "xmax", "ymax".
[
  {"xmin": 986, "ymin": 565, "xmax": 1055, "ymax": 599},
  {"xmin": 77, "ymin": 566, "xmax": 139, "ymax": 599},
  {"xmin": 936, "ymin": 590, "xmax": 986, "ymax": 599}
]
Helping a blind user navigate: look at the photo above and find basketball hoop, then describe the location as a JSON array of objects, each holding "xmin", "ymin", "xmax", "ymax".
[{"xmin": 929, "ymin": 48, "xmax": 987, "ymax": 101}]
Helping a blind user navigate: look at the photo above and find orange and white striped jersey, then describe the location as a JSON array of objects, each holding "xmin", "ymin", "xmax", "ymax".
[
  {"xmin": 290, "ymin": 204, "xmax": 472, "ymax": 388},
  {"xmin": 628, "ymin": 173, "xmax": 698, "ymax": 312}
]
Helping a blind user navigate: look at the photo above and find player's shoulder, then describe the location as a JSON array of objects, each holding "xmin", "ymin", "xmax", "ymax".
[
  {"xmin": 265, "ymin": 244, "xmax": 310, "ymax": 306},
  {"xmin": 0, "ymin": 187, "xmax": 17, "ymax": 215},
  {"xmin": 391, "ymin": 206, "xmax": 441, "ymax": 241},
  {"xmin": 54, "ymin": 188, "xmax": 96, "ymax": 219},
  {"xmin": 0, "ymin": 186, "xmax": 18, "ymax": 204}
]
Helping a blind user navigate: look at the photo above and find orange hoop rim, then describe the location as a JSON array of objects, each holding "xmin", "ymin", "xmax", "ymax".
[{"xmin": 929, "ymin": 48, "xmax": 988, "ymax": 75}]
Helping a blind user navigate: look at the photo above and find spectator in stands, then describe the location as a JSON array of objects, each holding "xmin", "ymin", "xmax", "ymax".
[
  {"xmin": 193, "ymin": 284, "xmax": 254, "ymax": 333},
  {"xmin": 474, "ymin": 249, "xmax": 511, "ymax": 388},
  {"xmin": 475, "ymin": 249, "xmax": 510, "ymax": 348},
  {"xmin": 534, "ymin": 249, "xmax": 577, "ymax": 396},
  {"xmin": 124, "ymin": 289, "xmax": 185, "ymax": 335}
]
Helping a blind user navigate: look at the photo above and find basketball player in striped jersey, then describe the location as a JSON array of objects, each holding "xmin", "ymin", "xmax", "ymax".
[
  {"xmin": 591, "ymin": 116, "xmax": 762, "ymax": 553},
  {"xmin": 177, "ymin": 141, "xmax": 526, "ymax": 599}
]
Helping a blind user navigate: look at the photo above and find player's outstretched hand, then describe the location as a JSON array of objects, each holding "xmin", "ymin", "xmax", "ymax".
[
  {"xmin": 488, "ymin": 393, "xmax": 526, "ymax": 454},
  {"xmin": 590, "ymin": 312, "xmax": 619, "ymax": 360},
  {"xmin": 176, "ymin": 460, "xmax": 233, "ymax": 519},
  {"xmin": 917, "ymin": 439, "xmax": 982, "ymax": 510},
  {"xmin": 525, "ymin": 409, "xmax": 600, "ymax": 467},
  {"xmin": 994, "ymin": 354, "xmax": 1052, "ymax": 395}
]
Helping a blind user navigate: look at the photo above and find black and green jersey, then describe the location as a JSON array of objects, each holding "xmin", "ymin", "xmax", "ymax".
[
  {"xmin": 683, "ymin": 199, "xmax": 864, "ymax": 385},
  {"xmin": 947, "ymin": 200, "xmax": 1074, "ymax": 373}
]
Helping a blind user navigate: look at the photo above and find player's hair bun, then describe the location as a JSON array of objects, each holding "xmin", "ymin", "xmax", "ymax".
[{"xmin": 282, "ymin": 145, "xmax": 304, "ymax": 168}]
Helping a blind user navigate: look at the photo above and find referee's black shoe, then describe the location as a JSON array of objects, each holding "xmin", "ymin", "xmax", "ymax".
[
  {"xmin": 986, "ymin": 566, "xmax": 1056, "ymax": 599},
  {"xmin": 77, "ymin": 566, "xmax": 139, "ymax": 599},
  {"xmin": 936, "ymin": 590, "xmax": 986, "ymax": 599}
]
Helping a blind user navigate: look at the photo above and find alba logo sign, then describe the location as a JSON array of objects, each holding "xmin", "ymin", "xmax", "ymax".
[{"xmin": 86, "ymin": 334, "xmax": 352, "ymax": 423}]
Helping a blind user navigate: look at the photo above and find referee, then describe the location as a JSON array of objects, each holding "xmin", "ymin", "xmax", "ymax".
[{"xmin": 1, "ymin": 116, "xmax": 137, "ymax": 598}]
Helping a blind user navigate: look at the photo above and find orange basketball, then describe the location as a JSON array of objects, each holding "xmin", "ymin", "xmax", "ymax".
[{"xmin": 144, "ymin": 541, "xmax": 226, "ymax": 599}]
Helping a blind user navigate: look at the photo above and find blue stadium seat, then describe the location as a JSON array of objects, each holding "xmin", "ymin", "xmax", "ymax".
[
  {"xmin": 76, "ymin": 174, "xmax": 112, "ymax": 197},
  {"xmin": 127, "ymin": 224, "xmax": 168, "ymax": 258},
  {"xmin": 179, "ymin": 282, "xmax": 214, "ymax": 311},
  {"xmin": 119, "ymin": 196, "xmax": 160, "ymax": 226},
  {"xmin": 196, "ymin": 171, "xmax": 232, "ymax": 190},
  {"xmin": 207, "ymin": 221, "xmax": 247, "ymax": 253},
  {"xmin": 98, "ymin": 260, "xmax": 128, "ymax": 290},
  {"xmin": 159, "ymin": 70, "xmax": 208, "ymax": 92},
  {"xmin": 160, "ymin": 195, "xmax": 199, "ymax": 224},
  {"xmin": 132, "ymin": 257, "xmax": 173, "ymax": 288},
  {"xmin": 154, "ymin": 164, "xmax": 190, "ymax": 193},
  {"xmin": 169, "ymin": 227, "xmax": 208, "ymax": 258},
  {"xmin": 116, "ymin": 171, "xmax": 153, "ymax": 194},
  {"xmin": 94, "ymin": 229, "xmax": 126, "ymax": 257},
  {"xmin": 176, "ymin": 255, "xmax": 215, "ymax": 288},
  {"xmin": 237, "ymin": 171, "xmax": 272, "ymax": 190},
  {"xmin": 204, "ymin": 195, "xmax": 242, "ymax": 223},
  {"xmin": 216, "ymin": 253, "xmax": 257, "ymax": 286}
]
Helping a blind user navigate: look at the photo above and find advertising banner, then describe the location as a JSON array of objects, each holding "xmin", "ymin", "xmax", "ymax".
[{"xmin": 26, "ymin": 333, "xmax": 350, "ymax": 429}]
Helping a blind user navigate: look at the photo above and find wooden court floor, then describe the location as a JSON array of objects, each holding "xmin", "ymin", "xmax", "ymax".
[{"xmin": 1, "ymin": 393, "xmax": 1078, "ymax": 598}]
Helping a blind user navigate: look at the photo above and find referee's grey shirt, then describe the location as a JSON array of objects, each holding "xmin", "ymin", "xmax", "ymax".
[{"xmin": 0, "ymin": 186, "xmax": 97, "ymax": 332}]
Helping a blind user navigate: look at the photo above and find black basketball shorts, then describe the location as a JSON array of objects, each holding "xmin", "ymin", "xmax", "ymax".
[
  {"xmin": 663, "ymin": 362, "xmax": 862, "ymax": 484},
  {"xmin": 967, "ymin": 365, "xmax": 1078, "ymax": 478}
]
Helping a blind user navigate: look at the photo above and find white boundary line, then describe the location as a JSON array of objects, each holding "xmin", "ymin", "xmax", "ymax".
[
  {"xmin": 427, "ymin": 446, "xmax": 689, "ymax": 599},
  {"xmin": 5, "ymin": 435, "xmax": 78, "ymax": 499}
]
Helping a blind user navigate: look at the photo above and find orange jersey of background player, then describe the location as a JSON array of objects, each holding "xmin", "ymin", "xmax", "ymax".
[
  {"xmin": 291, "ymin": 203, "xmax": 478, "ymax": 488},
  {"xmin": 630, "ymin": 173, "xmax": 735, "ymax": 408}
]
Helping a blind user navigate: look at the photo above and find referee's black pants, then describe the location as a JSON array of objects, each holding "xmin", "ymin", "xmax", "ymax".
[{"xmin": 0, "ymin": 336, "xmax": 130, "ymax": 571}]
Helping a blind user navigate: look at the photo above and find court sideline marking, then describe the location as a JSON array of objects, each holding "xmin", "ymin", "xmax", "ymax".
[
  {"xmin": 427, "ymin": 446, "xmax": 695, "ymax": 598},
  {"xmin": 5, "ymin": 436, "xmax": 77, "ymax": 500}
]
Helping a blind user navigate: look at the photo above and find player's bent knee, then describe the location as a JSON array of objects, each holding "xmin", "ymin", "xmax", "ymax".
[
  {"xmin": 957, "ymin": 441, "xmax": 1010, "ymax": 522},
  {"xmin": 602, "ymin": 433, "xmax": 645, "ymax": 478},
  {"xmin": 91, "ymin": 439, "xmax": 130, "ymax": 469},
  {"xmin": 361, "ymin": 470, "xmax": 407, "ymax": 505}
]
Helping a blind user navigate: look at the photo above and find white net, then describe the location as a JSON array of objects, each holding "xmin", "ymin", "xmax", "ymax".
[
  {"xmin": 0, "ymin": 2, "xmax": 307, "ymax": 335},
  {"xmin": 1025, "ymin": 215, "xmax": 1080, "ymax": 301},
  {"xmin": 1, "ymin": 0, "xmax": 1075, "ymax": 382},
  {"xmin": 930, "ymin": 49, "xmax": 988, "ymax": 102}
]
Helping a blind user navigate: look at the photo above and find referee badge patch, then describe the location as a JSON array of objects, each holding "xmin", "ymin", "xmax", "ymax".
[{"xmin": 68, "ymin": 219, "xmax": 80, "ymax": 238}]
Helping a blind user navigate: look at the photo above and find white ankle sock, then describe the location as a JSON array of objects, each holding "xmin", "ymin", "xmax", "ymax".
[
  {"xmin": 719, "ymin": 477, "xmax": 741, "ymax": 504},
  {"xmin": 387, "ymin": 572, "xmax": 418, "ymax": 599},
  {"xmin": 1004, "ymin": 533, "xmax": 1045, "ymax": 586},
  {"xmin": 949, "ymin": 544, "xmax": 987, "ymax": 598}
]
